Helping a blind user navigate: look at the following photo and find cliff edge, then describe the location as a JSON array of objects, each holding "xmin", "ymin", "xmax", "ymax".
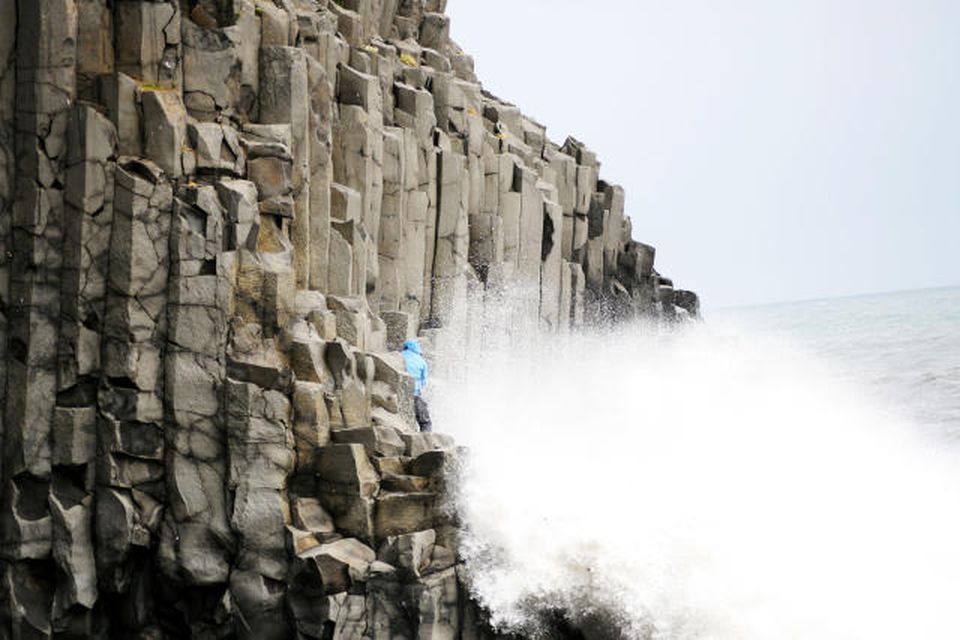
[{"xmin": 0, "ymin": 0, "xmax": 697, "ymax": 637}]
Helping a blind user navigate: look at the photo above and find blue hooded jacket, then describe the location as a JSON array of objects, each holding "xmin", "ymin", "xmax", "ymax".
[{"xmin": 402, "ymin": 339, "xmax": 428, "ymax": 397}]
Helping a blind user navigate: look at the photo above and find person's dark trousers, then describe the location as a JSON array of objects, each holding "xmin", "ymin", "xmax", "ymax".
[{"xmin": 414, "ymin": 396, "xmax": 432, "ymax": 432}]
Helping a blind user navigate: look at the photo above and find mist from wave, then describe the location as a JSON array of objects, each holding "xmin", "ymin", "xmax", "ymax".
[{"xmin": 428, "ymin": 289, "xmax": 960, "ymax": 639}]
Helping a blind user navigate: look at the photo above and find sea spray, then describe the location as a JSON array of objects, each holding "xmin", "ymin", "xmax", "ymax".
[{"xmin": 428, "ymin": 302, "xmax": 960, "ymax": 639}]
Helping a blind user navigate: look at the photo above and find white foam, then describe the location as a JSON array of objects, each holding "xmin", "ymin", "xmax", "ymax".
[{"xmin": 428, "ymin": 307, "xmax": 960, "ymax": 639}]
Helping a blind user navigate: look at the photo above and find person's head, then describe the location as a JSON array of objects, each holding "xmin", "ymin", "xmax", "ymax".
[{"xmin": 403, "ymin": 339, "xmax": 422, "ymax": 354}]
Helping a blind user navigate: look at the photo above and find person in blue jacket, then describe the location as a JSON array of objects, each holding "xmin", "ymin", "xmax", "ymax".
[{"xmin": 402, "ymin": 339, "xmax": 432, "ymax": 432}]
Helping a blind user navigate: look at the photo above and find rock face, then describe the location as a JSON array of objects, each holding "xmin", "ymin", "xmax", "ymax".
[{"xmin": 0, "ymin": 0, "xmax": 698, "ymax": 638}]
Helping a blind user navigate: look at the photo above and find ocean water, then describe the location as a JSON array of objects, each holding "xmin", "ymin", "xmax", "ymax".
[
  {"xmin": 431, "ymin": 285, "xmax": 960, "ymax": 639},
  {"xmin": 715, "ymin": 286, "xmax": 960, "ymax": 437}
]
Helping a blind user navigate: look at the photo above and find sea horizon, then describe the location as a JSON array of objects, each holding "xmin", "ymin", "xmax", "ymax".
[{"xmin": 712, "ymin": 282, "xmax": 960, "ymax": 312}]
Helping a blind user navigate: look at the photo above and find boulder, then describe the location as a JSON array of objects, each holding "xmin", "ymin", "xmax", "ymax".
[
  {"xmin": 292, "ymin": 497, "xmax": 337, "ymax": 538},
  {"xmin": 288, "ymin": 331, "xmax": 330, "ymax": 384},
  {"xmin": 377, "ymin": 529, "xmax": 435, "ymax": 579},
  {"xmin": 299, "ymin": 538, "xmax": 376, "ymax": 594},
  {"xmin": 315, "ymin": 444, "xmax": 380, "ymax": 497},
  {"xmin": 288, "ymin": 526, "xmax": 322, "ymax": 557},
  {"xmin": 380, "ymin": 474, "xmax": 430, "ymax": 493},
  {"xmin": 182, "ymin": 18, "xmax": 244, "ymax": 119},
  {"xmin": 140, "ymin": 89, "xmax": 187, "ymax": 178},
  {"xmin": 401, "ymin": 433, "xmax": 456, "ymax": 458},
  {"xmin": 332, "ymin": 425, "xmax": 406, "ymax": 458},
  {"xmin": 331, "ymin": 181, "xmax": 362, "ymax": 222},
  {"xmin": 114, "ymin": 1, "xmax": 180, "ymax": 87},
  {"xmin": 374, "ymin": 492, "xmax": 437, "ymax": 539},
  {"xmin": 371, "ymin": 380, "xmax": 399, "ymax": 413},
  {"xmin": 248, "ymin": 156, "xmax": 293, "ymax": 199},
  {"xmin": 216, "ymin": 178, "xmax": 260, "ymax": 250},
  {"xmin": 338, "ymin": 64, "xmax": 381, "ymax": 112},
  {"xmin": 674, "ymin": 290, "xmax": 701, "ymax": 317},
  {"xmin": 49, "ymin": 488, "xmax": 98, "ymax": 610},
  {"xmin": 316, "ymin": 493, "xmax": 375, "ymax": 543},
  {"xmin": 340, "ymin": 377, "xmax": 371, "ymax": 429},
  {"xmin": 292, "ymin": 382, "xmax": 332, "ymax": 470},
  {"xmin": 373, "ymin": 457, "xmax": 408, "ymax": 476},
  {"xmin": 381, "ymin": 310, "xmax": 416, "ymax": 351},
  {"xmin": 326, "ymin": 296, "xmax": 371, "ymax": 349},
  {"xmin": 410, "ymin": 449, "xmax": 459, "ymax": 479},
  {"xmin": 418, "ymin": 13, "xmax": 450, "ymax": 52},
  {"xmin": 188, "ymin": 121, "xmax": 244, "ymax": 175}
]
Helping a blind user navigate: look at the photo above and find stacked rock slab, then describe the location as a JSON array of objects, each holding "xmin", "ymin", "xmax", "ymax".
[{"xmin": 0, "ymin": 0, "xmax": 699, "ymax": 638}]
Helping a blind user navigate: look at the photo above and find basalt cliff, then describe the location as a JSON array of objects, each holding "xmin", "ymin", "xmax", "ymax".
[{"xmin": 0, "ymin": 0, "xmax": 698, "ymax": 637}]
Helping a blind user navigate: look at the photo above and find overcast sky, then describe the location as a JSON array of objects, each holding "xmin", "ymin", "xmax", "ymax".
[{"xmin": 446, "ymin": 0, "xmax": 960, "ymax": 308}]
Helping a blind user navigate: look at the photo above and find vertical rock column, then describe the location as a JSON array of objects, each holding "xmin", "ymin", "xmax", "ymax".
[
  {"xmin": 161, "ymin": 184, "xmax": 234, "ymax": 589},
  {"xmin": 584, "ymin": 192, "xmax": 608, "ymax": 303},
  {"xmin": 406, "ymin": 81, "xmax": 441, "ymax": 328},
  {"xmin": 395, "ymin": 81, "xmax": 435, "ymax": 325},
  {"xmin": 559, "ymin": 137, "xmax": 606, "ymax": 322},
  {"xmin": 620, "ymin": 240, "xmax": 657, "ymax": 313},
  {"xmin": 75, "ymin": 0, "xmax": 113, "ymax": 101},
  {"xmin": 225, "ymin": 152, "xmax": 302, "ymax": 639},
  {"xmin": 379, "ymin": 126, "xmax": 408, "ymax": 311},
  {"xmin": 114, "ymin": 0, "xmax": 182, "ymax": 92},
  {"xmin": 544, "ymin": 145, "xmax": 579, "ymax": 329},
  {"xmin": 97, "ymin": 161, "xmax": 172, "ymax": 633},
  {"xmin": 563, "ymin": 137, "xmax": 597, "ymax": 269},
  {"xmin": 0, "ymin": 0, "xmax": 16, "ymax": 530},
  {"xmin": 307, "ymin": 56, "xmax": 334, "ymax": 293},
  {"xmin": 545, "ymin": 146, "xmax": 577, "ymax": 261},
  {"xmin": 224, "ymin": 31, "xmax": 309, "ymax": 640},
  {"xmin": 489, "ymin": 150, "xmax": 543, "ymax": 327},
  {"xmin": 181, "ymin": 5, "xmax": 258, "ymax": 123},
  {"xmin": 428, "ymin": 66, "xmax": 483, "ymax": 328},
  {"xmin": 470, "ymin": 132, "xmax": 506, "ymax": 294},
  {"xmin": 260, "ymin": 45, "xmax": 311, "ymax": 290},
  {"xmin": 539, "ymin": 189, "xmax": 564, "ymax": 331},
  {"xmin": 602, "ymin": 183, "xmax": 626, "ymax": 282},
  {"xmin": 430, "ymin": 145, "xmax": 469, "ymax": 325},
  {"xmin": 496, "ymin": 153, "xmax": 522, "ymax": 280},
  {"xmin": 334, "ymin": 63, "xmax": 384, "ymax": 303},
  {"xmin": 49, "ymin": 104, "xmax": 118, "ymax": 634},
  {"xmin": 225, "ymin": 380, "xmax": 294, "ymax": 640},
  {"xmin": 2, "ymin": 2, "xmax": 77, "ymax": 635},
  {"xmin": 59, "ymin": 106, "xmax": 117, "ymax": 402}
]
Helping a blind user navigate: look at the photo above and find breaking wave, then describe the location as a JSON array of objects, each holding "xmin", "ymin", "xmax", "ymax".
[{"xmin": 429, "ymin": 297, "xmax": 960, "ymax": 639}]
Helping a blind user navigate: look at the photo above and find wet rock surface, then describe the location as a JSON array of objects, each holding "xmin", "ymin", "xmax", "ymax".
[{"xmin": 0, "ymin": 0, "xmax": 697, "ymax": 637}]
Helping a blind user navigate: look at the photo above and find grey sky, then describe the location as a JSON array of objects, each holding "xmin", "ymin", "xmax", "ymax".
[{"xmin": 445, "ymin": 0, "xmax": 960, "ymax": 308}]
